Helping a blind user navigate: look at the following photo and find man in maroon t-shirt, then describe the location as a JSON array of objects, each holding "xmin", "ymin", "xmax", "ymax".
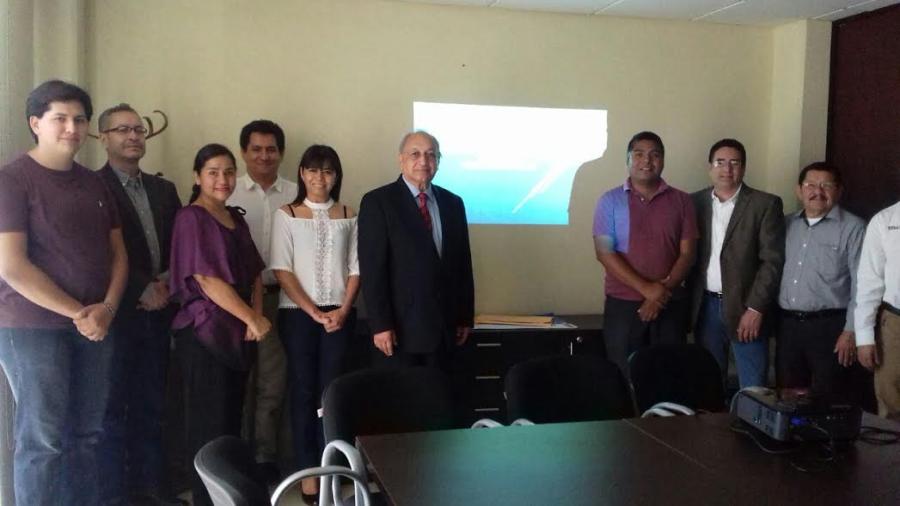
[
  {"xmin": 0, "ymin": 80, "xmax": 128, "ymax": 505},
  {"xmin": 593, "ymin": 131, "xmax": 698, "ymax": 375}
]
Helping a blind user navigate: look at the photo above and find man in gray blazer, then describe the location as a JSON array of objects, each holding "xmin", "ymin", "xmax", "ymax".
[{"xmin": 690, "ymin": 139, "xmax": 785, "ymax": 388}]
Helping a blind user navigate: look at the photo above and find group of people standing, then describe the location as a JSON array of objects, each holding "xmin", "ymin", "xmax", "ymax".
[
  {"xmin": 2, "ymin": 79, "xmax": 897, "ymax": 506},
  {"xmin": 595, "ymin": 131, "xmax": 900, "ymax": 419},
  {"xmin": 0, "ymin": 79, "xmax": 475, "ymax": 506}
]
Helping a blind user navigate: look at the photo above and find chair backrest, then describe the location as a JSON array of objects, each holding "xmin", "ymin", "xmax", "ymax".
[
  {"xmin": 505, "ymin": 355, "xmax": 635, "ymax": 424},
  {"xmin": 322, "ymin": 366, "xmax": 456, "ymax": 443},
  {"xmin": 193, "ymin": 436, "xmax": 269, "ymax": 506},
  {"xmin": 628, "ymin": 343, "xmax": 725, "ymax": 414}
]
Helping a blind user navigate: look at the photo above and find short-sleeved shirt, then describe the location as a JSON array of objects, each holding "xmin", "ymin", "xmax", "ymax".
[
  {"xmin": 593, "ymin": 178, "xmax": 698, "ymax": 301},
  {"xmin": 169, "ymin": 205, "xmax": 265, "ymax": 370},
  {"xmin": 0, "ymin": 154, "xmax": 121, "ymax": 328}
]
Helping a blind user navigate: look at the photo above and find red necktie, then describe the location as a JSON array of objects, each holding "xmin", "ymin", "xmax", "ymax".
[{"xmin": 417, "ymin": 192, "xmax": 432, "ymax": 232}]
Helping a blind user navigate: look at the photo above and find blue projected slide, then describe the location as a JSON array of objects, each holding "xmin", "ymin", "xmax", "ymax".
[{"xmin": 415, "ymin": 102, "xmax": 607, "ymax": 225}]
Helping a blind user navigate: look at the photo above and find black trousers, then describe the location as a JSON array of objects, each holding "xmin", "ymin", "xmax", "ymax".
[
  {"xmin": 603, "ymin": 295, "xmax": 689, "ymax": 375},
  {"xmin": 175, "ymin": 326, "xmax": 248, "ymax": 506},
  {"xmin": 775, "ymin": 311, "xmax": 849, "ymax": 401}
]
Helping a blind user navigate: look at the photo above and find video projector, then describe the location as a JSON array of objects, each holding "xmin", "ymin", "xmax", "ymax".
[{"xmin": 733, "ymin": 388, "xmax": 862, "ymax": 442}]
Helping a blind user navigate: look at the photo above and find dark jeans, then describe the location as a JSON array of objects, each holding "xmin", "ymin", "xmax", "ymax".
[
  {"xmin": 99, "ymin": 309, "xmax": 174, "ymax": 504},
  {"xmin": 175, "ymin": 326, "xmax": 248, "ymax": 506},
  {"xmin": 0, "ymin": 326, "xmax": 114, "ymax": 506},
  {"xmin": 603, "ymin": 295, "xmax": 688, "ymax": 375},
  {"xmin": 280, "ymin": 307, "xmax": 354, "ymax": 470},
  {"xmin": 776, "ymin": 311, "xmax": 850, "ymax": 401},
  {"xmin": 695, "ymin": 292, "xmax": 768, "ymax": 388}
]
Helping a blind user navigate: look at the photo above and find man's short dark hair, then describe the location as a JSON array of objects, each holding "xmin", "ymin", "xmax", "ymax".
[
  {"xmin": 626, "ymin": 131, "xmax": 665, "ymax": 157},
  {"xmin": 239, "ymin": 120, "xmax": 285, "ymax": 153},
  {"xmin": 98, "ymin": 103, "xmax": 139, "ymax": 132},
  {"xmin": 707, "ymin": 138, "xmax": 747, "ymax": 165},
  {"xmin": 25, "ymin": 80, "xmax": 93, "ymax": 142},
  {"xmin": 798, "ymin": 161, "xmax": 843, "ymax": 186}
]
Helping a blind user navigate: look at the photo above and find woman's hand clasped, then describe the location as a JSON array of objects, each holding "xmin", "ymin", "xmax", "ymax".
[{"xmin": 245, "ymin": 314, "xmax": 272, "ymax": 341}]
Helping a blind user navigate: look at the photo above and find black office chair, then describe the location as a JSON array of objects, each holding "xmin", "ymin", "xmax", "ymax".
[
  {"xmin": 504, "ymin": 355, "xmax": 635, "ymax": 424},
  {"xmin": 322, "ymin": 366, "xmax": 456, "ymax": 443},
  {"xmin": 193, "ymin": 436, "xmax": 270, "ymax": 506},
  {"xmin": 627, "ymin": 343, "xmax": 726, "ymax": 414},
  {"xmin": 195, "ymin": 435, "xmax": 371, "ymax": 506}
]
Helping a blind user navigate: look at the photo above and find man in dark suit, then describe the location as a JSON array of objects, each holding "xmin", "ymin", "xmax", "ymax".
[
  {"xmin": 690, "ymin": 138, "xmax": 785, "ymax": 389},
  {"xmin": 359, "ymin": 131, "xmax": 474, "ymax": 369},
  {"xmin": 95, "ymin": 103, "xmax": 183, "ymax": 505}
]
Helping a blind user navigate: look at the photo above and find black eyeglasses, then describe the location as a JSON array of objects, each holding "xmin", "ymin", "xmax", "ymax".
[{"xmin": 102, "ymin": 125, "xmax": 148, "ymax": 136}]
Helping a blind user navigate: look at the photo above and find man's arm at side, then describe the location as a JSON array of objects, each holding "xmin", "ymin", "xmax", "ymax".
[
  {"xmin": 455, "ymin": 197, "xmax": 474, "ymax": 344},
  {"xmin": 75, "ymin": 228, "xmax": 129, "ymax": 340},
  {"xmin": 358, "ymin": 191, "xmax": 398, "ymax": 355},
  {"xmin": 855, "ymin": 214, "xmax": 886, "ymax": 369},
  {"xmin": 745, "ymin": 195, "xmax": 786, "ymax": 312},
  {"xmin": 0, "ymin": 231, "xmax": 84, "ymax": 319}
]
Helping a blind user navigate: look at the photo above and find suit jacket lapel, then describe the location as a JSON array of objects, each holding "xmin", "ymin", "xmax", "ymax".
[
  {"xmin": 142, "ymin": 175, "xmax": 166, "ymax": 243},
  {"xmin": 393, "ymin": 177, "xmax": 440, "ymax": 258},
  {"xmin": 101, "ymin": 165, "xmax": 151, "ymax": 258},
  {"xmin": 723, "ymin": 185, "xmax": 753, "ymax": 246}
]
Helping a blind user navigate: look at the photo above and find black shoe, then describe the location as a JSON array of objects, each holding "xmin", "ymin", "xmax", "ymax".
[
  {"xmin": 301, "ymin": 491, "xmax": 319, "ymax": 505},
  {"xmin": 257, "ymin": 461, "xmax": 282, "ymax": 486}
]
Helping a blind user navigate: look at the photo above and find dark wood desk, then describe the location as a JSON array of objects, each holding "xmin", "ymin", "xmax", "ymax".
[
  {"xmin": 358, "ymin": 413, "xmax": 900, "ymax": 506},
  {"xmin": 453, "ymin": 314, "xmax": 605, "ymax": 425}
]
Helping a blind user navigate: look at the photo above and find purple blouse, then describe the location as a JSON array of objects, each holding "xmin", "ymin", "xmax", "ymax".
[{"xmin": 169, "ymin": 205, "xmax": 264, "ymax": 370}]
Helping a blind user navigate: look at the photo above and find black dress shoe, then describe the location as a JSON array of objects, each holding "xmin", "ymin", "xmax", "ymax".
[{"xmin": 301, "ymin": 491, "xmax": 318, "ymax": 505}]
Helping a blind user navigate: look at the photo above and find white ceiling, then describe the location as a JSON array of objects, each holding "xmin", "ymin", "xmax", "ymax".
[{"xmin": 396, "ymin": 0, "xmax": 900, "ymax": 25}]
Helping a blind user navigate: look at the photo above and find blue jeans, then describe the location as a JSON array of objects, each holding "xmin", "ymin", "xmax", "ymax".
[
  {"xmin": 0, "ymin": 326, "xmax": 114, "ymax": 506},
  {"xmin": 280, "ymin": 306, "xmax": 354, "ymax": 470},
  {"xmin": 99, "ymin": 309, "xmax": 173, "ymax": 503},
  {"xmin": 694, "ymin": 293, "xmax": 768, "ymax": 389}
]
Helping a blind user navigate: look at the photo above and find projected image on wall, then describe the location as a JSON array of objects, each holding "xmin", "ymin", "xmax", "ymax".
[{"xmin": 415, "ymin": 102, "xmax": 607, "ymax": 225}]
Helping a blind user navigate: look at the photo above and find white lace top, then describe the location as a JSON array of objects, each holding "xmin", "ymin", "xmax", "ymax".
[{"xmin": 268, "ymin": 199, "xmax": 359, "ymax": 308}]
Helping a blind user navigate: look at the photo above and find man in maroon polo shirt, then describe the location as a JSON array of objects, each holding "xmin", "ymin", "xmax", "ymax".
[{"xmin": 593, "ymin": 131, "xmax": 698, "ymax": 374}]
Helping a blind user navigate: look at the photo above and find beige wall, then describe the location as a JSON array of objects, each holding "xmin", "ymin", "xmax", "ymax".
[{"xmin": 73, "ymin": 0, "xmax": 828, "ymax": 315}]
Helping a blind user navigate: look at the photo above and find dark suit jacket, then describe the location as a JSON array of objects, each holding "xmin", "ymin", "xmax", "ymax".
[
  {"xmin": 690, "ymin": 184, "xmax": 785, "ymax": 339},
  {"xmin": 358, "ymin": 176, "xmax": 475, "ymax": 354},
  {"xmin": 99, "ymin": 164, "xmax": 182, "ymax": 315}
]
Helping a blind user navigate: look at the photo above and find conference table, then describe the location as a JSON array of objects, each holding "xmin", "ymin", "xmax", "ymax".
[{"xmin": 357, "ymin": 413, "xmax": 900, "ymax": 505}]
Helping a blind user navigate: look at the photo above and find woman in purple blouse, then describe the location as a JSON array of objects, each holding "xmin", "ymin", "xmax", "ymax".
[{"xmin": 168, "ymin": 143, "xmax": 270, "ymax": 506}]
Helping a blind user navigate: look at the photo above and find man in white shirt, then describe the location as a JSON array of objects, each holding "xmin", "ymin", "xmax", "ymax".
[
  {"xmin": 227, "ymin": 119, "xmax": 298, "ymax": 479},
  {"xmin": 854, "ymin": 200, "xmax": 900, "ymax": 419},
  {"xmin": 690, "ymin": 139, "xmax": 785, "ymax": 389}
]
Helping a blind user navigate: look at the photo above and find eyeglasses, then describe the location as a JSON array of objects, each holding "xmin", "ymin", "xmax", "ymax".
[
  {"xmin": 102, "ymin": 125, "xmax": 148, "ymax": 136},
  {"xmin": 712, "ymin": 159, "xmax": 743, "ymax": 169},
  {"xmin": 403, "ymin": 150, "xmax": 438, "ymax": 162},
  {"xmin": 304, "ymin": 167, "xmax": 336, "ymax": 177},
  {"xmin": 801, "ymin": 181, "xmax": 838, "ymax": 191}
]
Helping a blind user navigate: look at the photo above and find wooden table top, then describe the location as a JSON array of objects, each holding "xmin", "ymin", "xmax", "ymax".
[{"xmin": 358, "ymin": 413, "xmax": 900, "ymax": 506}]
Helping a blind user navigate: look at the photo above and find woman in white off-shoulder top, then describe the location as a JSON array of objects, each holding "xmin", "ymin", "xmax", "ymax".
[{"xmin": 268, "ymin": 144, "xmax": 359, "ymax": 499}]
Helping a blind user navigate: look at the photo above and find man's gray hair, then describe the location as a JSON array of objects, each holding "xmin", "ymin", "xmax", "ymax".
[
  {"xmin": 398, "ymin": 130, "xmax": 441, "ymax": 162},
  {"xmin": 98, "ymin": 103, "xmax": 139, "ymax": 132}
]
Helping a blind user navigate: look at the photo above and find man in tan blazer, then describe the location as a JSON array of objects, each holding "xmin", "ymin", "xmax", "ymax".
[{"xmin": 690, "ymin": 139, "xmax": 785, "ymax": 388}]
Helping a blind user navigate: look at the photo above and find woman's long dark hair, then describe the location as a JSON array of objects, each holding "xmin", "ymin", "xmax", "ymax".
[
  {"xmin": 189, "ymin": 143, "xmax": 237, "ymax": 203},
  {"xmin": 291, "ymin": 144, "xmax": 344, "ymax": 205}
]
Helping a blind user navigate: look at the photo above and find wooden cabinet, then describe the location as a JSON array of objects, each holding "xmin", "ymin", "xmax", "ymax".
[{"xmin": 450, "ymin": 315, "xmax": 604, "ymax": 426}]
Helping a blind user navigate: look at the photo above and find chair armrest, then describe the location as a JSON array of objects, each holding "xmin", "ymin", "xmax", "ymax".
[
  {"xmin": 471, "ymin": 418, "xmax": 504, "ymax": 428},
  {"xmin": 321, "ymin": 439, "xmax": 369, "ymax": 505},
  {"xmin": 270, "ymin": 465, "xmax": 370, "ymax": 506}
]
